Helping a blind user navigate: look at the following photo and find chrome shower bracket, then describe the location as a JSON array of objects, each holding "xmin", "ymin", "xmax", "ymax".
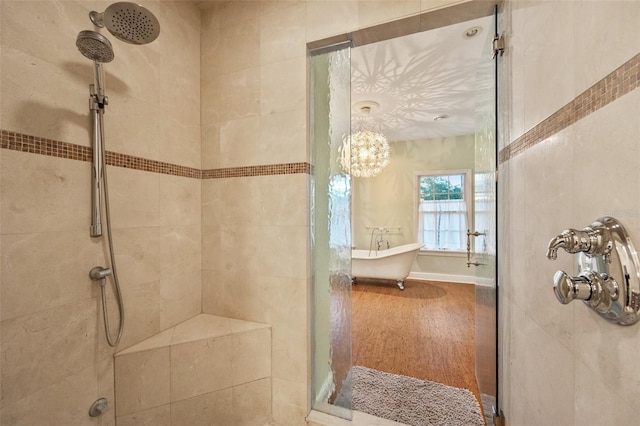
[{"xmin": 546, "ymin": 216, "xmax": 640, "ymax": 325}]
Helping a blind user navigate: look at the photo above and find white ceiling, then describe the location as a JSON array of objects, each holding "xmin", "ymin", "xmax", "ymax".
[{"xmin": 350, "ymin": 15, "xmax": 493, "ymax": 142}]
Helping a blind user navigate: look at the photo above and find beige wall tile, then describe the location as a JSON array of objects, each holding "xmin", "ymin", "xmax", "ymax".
[
  {"xmin": 1, "ymin": 151, "xmax": 90, "ymax": 234},
  {"xmin": 256, "ymin": 225, "xmax": 308, "ymax": 280},
  {"xmin": 232, "ymin": 328, "xmax": 272, "ymax": 386},
  {"xmin": 202, "ymin": 68, "xmax": 261, "ymax": 125},
  {"xmin": 115, "ymin": 347, "xmax": 170, "ymax": 416},
  {"xmin": 202, "ymin": 176, "xmax": 261, "ymax": 228},
  {"xmin": 1, "ymin": 365, "xmax": 98, "ymax": 426},
  {"xmin": 574, "ymin": 359, "xmax": 640, "ymax": 425},
  {"xmin": 258, "ymin": 175, "xmax": 308, "ymax": 228},
  {"xmin": 218, "ymin": 116, "xmax": 262, "ymax": 168},
  {"xmin": 170, "ymin": 388, "xmax": 233, "ymax": 426},
  {"xmin": 232, "ymin": 378, "xmax": 272, "ymax": 426},
  {"xmin": 260, "ymin": 58, "xmax": 306, "ymax": 115},
  {"xmin": 1, "ymin": 230, "xmax": 98, "ymax": 321},
  {"xmin": 267, "ymin": 277, "xmax": 308, "ymax": 382},
  {"xmin": 510, "ymin": 0, "xmax": 575, "ymax": 135},
  {"xmin": 103, "ymin": 100, "xmax": 161, "ymax": 161},
  {"xmin": 359, "ymin": 1, "xmax": 421, "ymax": 28},
  {"xmin": 160, "ymin": 269, "xmax": 202, "ymax": 331},
  {"xmin": 159, "ymin": 175, "xmax": 201, "ymax": 227},
  {"xmin": 1, "ymin": 299, "xmax": 97, "ymax": 407},
  {"xmin": 201, "ymin": 269, "xmax": 271, "ymax": 322},
  {"xmin": 159, "ymin": 225, "xmax": 202, "ymax": 276},
  {"xmin": 98, "ymin": 355, "xmax": 116, "ymax": 426},
  {"xmin": 201, "ymin": 122, "xmax": 221, "ymax": 169},
  {"xmin": 117, "ymin": 404, "xmax": 170, "ymax": 426},
  {"xmin": 109, "ymin": 228, "xmax": 161, "ymax": 285},
  {"xmin": 420, "ymin": 0, "xmax": 468, "ymax": 12},
  {"xmin": 170, "ymin": 335, "xmax": 233, "ymax": 402},
  {"xmin": 305, "ymin": 1, "xmax": 359, "ymax": 42},
  {"xmin": 115, "ymin": 327, "xmax": 174, "ymax": 356},
  {"xmin": 260, "ymin": 1, "xmax": 307, "ymax": 66},
  {"xmin": 106, "ymin": 167, "xmax": 161, "ymax": 230},
  {"xmin": 203, "ymin": 0, "xmax": 261, "ymax": 29},
  {"xmin": 170, "ymin": 314, "xmax": 268, "ymax": 344},
  {"xmin": 272, "ymin": 377, "xmax": 308, "ymax": 426},
  {"xmin": 572, "ymin": 1, "xmax": 640, "ymax": 98},
  {"xmin": 100, "ymin": 278, "xmax": 161, "ymax": 355},
  {"xmin": 259, "ymin": 109, "xmax": 307, "ymax": 164},
  {"xmin": 158, "ymin": 121, "xmax": 201, "ymax": 169},
  {"xmin": 0, "ymin": 46, "xmax": 90, "ymax": 147},
  {"xmin": 205, "ymin": 15, "xmax": 260, "ymax": 76}
]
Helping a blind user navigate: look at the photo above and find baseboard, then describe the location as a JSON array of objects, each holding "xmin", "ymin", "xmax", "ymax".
[{"xmin": 407, "ymin": 271, "xmax": 475, "ymax": 284}]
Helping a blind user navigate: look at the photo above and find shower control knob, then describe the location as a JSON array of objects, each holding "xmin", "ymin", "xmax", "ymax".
[{"xmin": 553, "ymin": 270, "xmax": 593, "ymax": 304}]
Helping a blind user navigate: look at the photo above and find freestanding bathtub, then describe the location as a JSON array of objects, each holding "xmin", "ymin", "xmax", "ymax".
[{"xmin": 351, "ymin": 243, "xmax": 424, "ymax": 290}]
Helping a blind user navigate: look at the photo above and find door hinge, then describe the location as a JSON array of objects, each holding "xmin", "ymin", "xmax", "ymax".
[{"xmin": 492, "ymin": 33, "xmax": 505, "ymax": 58}]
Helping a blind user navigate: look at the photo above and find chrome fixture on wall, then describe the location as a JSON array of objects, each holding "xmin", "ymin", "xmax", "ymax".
[
  {"xmin": 89, "ymin": 2, "xmax": 160, "ymax": 45},
  {"xmin": 76, "ymin": 2, "xmax": 160, "ymax": 346},
  {"xmin": 546, "ymin": 217, "xmax": 640, "ymax": 325}
]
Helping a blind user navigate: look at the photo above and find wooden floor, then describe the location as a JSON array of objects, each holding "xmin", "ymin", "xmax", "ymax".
[{"xmin": 351, "ymin": 278, "xmax": 481, "ymax": 406}]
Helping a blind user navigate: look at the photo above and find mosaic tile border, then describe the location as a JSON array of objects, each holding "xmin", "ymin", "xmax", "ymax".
[
  {"xmin": 202, "ymin": 163, "xmax": 312, "ymax": 178},
  {"xmin": 1, "ymin": 129, "xmax": 311, "ymax": 179},
  {"xmin": 499, "ymin": 52, "xmax": 640, "ymax": 164}
]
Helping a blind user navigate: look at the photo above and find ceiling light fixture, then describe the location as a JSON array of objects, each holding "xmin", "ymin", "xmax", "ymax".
[
  {"xmin": 340, "ymin": 130, "xmax": 391, "ymax": 178},
  {"xmin": 464, "ymin": 26, "xmax": 482, "ymax": 38}
]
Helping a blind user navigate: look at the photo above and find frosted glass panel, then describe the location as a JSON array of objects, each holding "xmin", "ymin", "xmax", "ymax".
[{"xmin": 310, "ymin": 45, "xmax": 353, "ymax": 419}]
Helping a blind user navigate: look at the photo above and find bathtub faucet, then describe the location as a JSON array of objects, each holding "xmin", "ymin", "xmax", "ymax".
[
  {"xmin": 369, "ymin": 227, "xmax": 390, "ymax": 255},
  {"xmin": 376, "ymin": 229, "xmax": 390, "ymax": 250},
  {"xmin": 546, "ymin": 221, "xmax": 613, "ymax": 262}
]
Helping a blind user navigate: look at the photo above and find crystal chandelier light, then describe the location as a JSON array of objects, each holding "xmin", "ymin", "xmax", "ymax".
[{"xmin": 340, "ymin": 130, "xmax": 391, "ymax": 177}]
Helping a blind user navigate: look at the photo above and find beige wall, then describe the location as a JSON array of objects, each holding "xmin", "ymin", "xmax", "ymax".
[
  {"xmin": 0, "ymin": 1, "xmax": 201, "ymax": 424},
  {"xmin": 499, "ymin": 0, "xmax": 640, "ymax": 424},
  {"xmin": 353, "ymin": 135, "xmax": 475, "ymax": 278}
]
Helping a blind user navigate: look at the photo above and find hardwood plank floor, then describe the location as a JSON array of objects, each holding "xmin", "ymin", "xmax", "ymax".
[{"xmin": 351, "ymin": 278, "xmax": 482, "ymax": 406}]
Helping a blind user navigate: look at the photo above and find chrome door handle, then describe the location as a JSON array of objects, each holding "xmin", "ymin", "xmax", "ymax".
[{"xmin": 467, "ymin": 229, "xmax": 487, "ymax": 267}]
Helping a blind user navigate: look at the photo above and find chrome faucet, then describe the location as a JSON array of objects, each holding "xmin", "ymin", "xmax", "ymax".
[
  {"xmin": 546, "ymin": 217, "xmax": 640, "ymax": 326},
  {"xmin": 546, "ymin": 222, "xmax": 613, "ymax": 262}
]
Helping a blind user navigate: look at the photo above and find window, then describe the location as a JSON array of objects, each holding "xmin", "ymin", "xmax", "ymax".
[{"xmin": 417, "ymin": 171, "xmax": 471, "ymax": 251}]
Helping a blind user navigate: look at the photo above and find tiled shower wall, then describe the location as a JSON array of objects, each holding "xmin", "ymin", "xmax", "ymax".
[
  {"xmin": 498, "ymin": 1, "xmax": 640, "ymax": 424},
  {"xmin": 0, "ymin": 1, "xmax": 201, "ymax": 424}
]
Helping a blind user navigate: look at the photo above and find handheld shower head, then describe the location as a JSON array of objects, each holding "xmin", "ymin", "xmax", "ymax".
[
  {"xmin": 76, "ymin": 30, "xmax": 114, "ymax": 63},
  {"xmin": 89, "ymin": 2, "xmax": 160, "ymax": 45}
]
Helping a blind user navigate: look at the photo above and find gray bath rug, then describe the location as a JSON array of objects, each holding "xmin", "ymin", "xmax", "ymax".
[{"xmin": 348, "ymin": 366, "xmax": 484, "ymax": 426}]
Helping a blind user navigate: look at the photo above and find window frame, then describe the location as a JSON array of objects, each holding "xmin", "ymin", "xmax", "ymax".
[{"xmin": 414, "ymin": 169, "xmax": 473, "ymax": 254}]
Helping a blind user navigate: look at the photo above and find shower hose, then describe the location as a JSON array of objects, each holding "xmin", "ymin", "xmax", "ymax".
[{"xmin": 100, "ymin": 129, "xmax": 125, "ymax": 347}]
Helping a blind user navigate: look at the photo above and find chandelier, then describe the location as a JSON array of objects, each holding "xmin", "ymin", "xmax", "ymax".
[{"xmin": 340, "ymin": 130, "xmax": 391, "ymax": 177}]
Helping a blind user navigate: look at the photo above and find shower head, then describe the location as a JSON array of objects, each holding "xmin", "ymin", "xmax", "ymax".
[
  {"xmin": 89, "ymin": 2, "xmax": 160, "ymax": 45},
  {"xmin": 76, "ymin": 30, "xmax": 115, "ymax": 63}
]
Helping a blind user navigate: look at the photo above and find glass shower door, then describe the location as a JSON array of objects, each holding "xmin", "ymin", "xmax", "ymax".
[
  {"xmin": 310, "ymin": 44, "xmax": 353, "ymax": 420},
  {"xmin": 473, "ymin": 5, "xmax": 499, "ymax": 421}
]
